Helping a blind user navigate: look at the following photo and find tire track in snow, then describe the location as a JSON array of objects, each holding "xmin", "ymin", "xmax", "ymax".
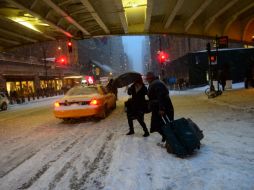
[
  {"xmin": 0, "ymin": 122, "xmax": 83, "ymax": 179},
  {"xmin": 0, "ymin": 132, "xmax": 61, "ymax": 178},
  {"xmin": 48, "ymin": 154, "xmax": 81, "ymax": 190},
  {"xmin": 17, "ymin": 137, "xmax": 82, "ymax": 189},
  {"xmin": 69, "ymin": 133, "xmax": 114, "ymax": 190},
  {"xmin": 0, "ymin": 151, "xmax": 37, "ymax": 178}
]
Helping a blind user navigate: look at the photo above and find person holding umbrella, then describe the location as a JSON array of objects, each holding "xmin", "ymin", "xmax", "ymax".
[{"xmin": 125, "ymin": 75, "xmax": 150, "ymax": 137}]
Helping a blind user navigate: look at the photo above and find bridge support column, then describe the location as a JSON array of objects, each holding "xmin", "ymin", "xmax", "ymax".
[
  {"xmin": 34, "ymin": 75, "xmax": 40, "ymax": 91},
  {"xmin": 0, "ymin": 74, "xmax": 6, "ymax": 90}
]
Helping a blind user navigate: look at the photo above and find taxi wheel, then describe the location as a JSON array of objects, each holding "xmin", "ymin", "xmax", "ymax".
[{"xmin": 100, "ymin": 105, "xmax": 108, "ymax": 119}]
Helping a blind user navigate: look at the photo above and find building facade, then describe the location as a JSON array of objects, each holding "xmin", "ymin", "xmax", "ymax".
[
  {"xmin": 0, "ymin": 40, "xmax": 80, "ymax": 97},
  {"xmin": 148, "ymin": 34, "xmax": 245, "ymax": 79},
  {"xmin": 78, "ymin": 36, "xmax": 130, "ymax": 78}
]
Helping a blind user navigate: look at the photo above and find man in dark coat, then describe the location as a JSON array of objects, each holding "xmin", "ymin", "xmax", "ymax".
[
  {"xmin": 125, "ymin": 76, "xmax": 150, "ymax": 137},
  {"xmin": 146, "ymin": 72, "xmax": 174, "ymax": 142}
]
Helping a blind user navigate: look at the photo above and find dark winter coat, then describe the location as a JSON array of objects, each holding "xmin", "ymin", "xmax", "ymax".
[
  {"xmin": 147, "ymin": 79, "xmax": 174, "ymax": 133},
  {"xmin": 106, "ymin": 79, "xmax": 118, "ymax": 98},
  {"xmin": 126, "ymin": 83, "xmax": 148, "ymax": 116}
]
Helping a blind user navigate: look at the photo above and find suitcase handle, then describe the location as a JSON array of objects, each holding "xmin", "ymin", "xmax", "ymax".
[{"xmin": 161, "ymin": 115, "xmax": 172, "ymax": 124}]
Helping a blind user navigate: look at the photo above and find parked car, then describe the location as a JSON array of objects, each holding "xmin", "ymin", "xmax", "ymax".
[
  {"xmin": 0, "ymin": 92, "xmax": 9, "ymax": 111},
  {"xmin": 53, "ymin": 85, "xmax": 116, "ymax": 120}
]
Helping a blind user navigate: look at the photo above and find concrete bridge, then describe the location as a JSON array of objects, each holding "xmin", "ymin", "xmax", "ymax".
[{"xmin": 0, "ymin": 0, "xmax": 253, "ymax": 50}]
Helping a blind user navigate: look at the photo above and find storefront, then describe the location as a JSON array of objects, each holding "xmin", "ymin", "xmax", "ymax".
[
  {"xmin": 6, "ymin": 81, "xmax": 35, "ymax": 97},
  {"xmin": 3, "ymin": 76, "xmax": 63, "ymax": 97},
  {"xmin": 39, "ymin": 79, "xmax": 63, "ymax": 90}
]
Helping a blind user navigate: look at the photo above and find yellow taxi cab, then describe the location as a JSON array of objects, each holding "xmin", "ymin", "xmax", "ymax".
[{"xmin": 53, "ymin": 84, "xmax": 116, "ymax": 120}]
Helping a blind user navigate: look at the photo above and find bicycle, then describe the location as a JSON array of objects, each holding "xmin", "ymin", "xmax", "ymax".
[{"xmin": 205, "ymin": 85, "xmax": 222, "ymax": 98}]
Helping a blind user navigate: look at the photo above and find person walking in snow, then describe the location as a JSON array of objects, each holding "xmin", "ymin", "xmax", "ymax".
[
  {"xmin": 146, "ymin": 71, "xmax": 174, "ymax": 142},
  {"xmin": 125, "ymin": 76, "xmax": 150, "ymax": 137},
  {"xmin": 106, "ymin": 79, "xmax": 118, "ymax": 99}
]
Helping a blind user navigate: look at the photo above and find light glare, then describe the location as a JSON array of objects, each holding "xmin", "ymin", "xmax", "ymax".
[{"xmin": 9, "ymin": 17, "xmax": 41, "ymax": 33}]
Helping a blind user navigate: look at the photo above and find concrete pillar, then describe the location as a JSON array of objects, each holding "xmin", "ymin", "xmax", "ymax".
[
  {"xmin": 0, "ymin": 74, "xmax": 6, "ymax": 90},
  {"xmin": 34, "ymin": 75, "xmax": 40, "ymax": 90}
]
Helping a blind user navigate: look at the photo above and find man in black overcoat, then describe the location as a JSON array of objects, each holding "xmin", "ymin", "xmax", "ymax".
[{"xmin": 146, "ymin": 72, "xmax": 174, "ymax": 142}]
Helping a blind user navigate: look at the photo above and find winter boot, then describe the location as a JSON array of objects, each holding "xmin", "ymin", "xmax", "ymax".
[
  {"xmin": 143, "ymin": 128, "xmax": 150, "ymax": 137},
  {"xmin": 143, "ymin": 131, "xmax": 150, "ymax": 137},
  {"xmin": 126, "ymin": 130, "xmax": 134, "ymax": 135}
]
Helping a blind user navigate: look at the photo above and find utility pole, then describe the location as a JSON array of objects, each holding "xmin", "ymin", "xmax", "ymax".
[
  {"xmin": 206, "ymin": 42, "xmax": 214, "ymax": 91},
  {"xmin": 42, "ymin": 43, "xmax": 48, "ymax": 87},
  {"xmin": 215, "ymin": 35, "xmax": 219, "ymax": 91},
  {"xmin": 158, "ymin": 36, "xmax": 164, "ymax": 80}
]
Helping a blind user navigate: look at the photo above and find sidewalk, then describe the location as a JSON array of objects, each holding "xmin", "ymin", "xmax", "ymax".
[{"xmin": 8, "ymin": 95, "xmax": 63, "ymax": 109}]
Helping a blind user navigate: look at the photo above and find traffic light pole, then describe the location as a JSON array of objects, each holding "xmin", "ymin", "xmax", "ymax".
[
  {"xmin": 42, "ymin": 44, "xmax": 48, "ymax": 87},
  {"xmin": 207, "ymin": 43, "xmax": 214, "ymax": 92},
  {"xmin": 206, "ymin": 41, "xmax": 222, "ymax": 98},
  {"xmin": 159, "ymin": 36, "xmax": 163, "ymax": 79},
  {"xmin": 215, "ymin": 35, "xmax": 219, "ymax": 91}
]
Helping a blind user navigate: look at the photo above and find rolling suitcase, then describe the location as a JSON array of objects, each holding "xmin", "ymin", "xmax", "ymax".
[
  {"xmin": 171, "ymin": 118, "xmax": 201, "ymax": 154},
  {"xmin": 161, "ymin": 116, "xmax": 188, "ymax": 158},
  {"xmin": 186, "ymin": 118, "xmax": 204, "ymax": 141}
]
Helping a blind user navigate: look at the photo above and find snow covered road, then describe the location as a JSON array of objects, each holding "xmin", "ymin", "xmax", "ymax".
[{"xmin": 0, "ymin": 85, "xmax": 253, "ymax": 190}]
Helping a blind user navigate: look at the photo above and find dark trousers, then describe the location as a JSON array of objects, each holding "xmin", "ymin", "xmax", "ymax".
[{"xmin": 127, "ymin": 113, "xmax": 148, "ymax": 133}]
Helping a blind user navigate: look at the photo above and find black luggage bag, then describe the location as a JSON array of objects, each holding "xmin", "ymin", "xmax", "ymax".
[
  {"xmin": 161, "ymin": 116, "xmax": 203, "ymax": 157},
  {"xmin": 161, "ymin": 116, "xmax": 188, "ymax": 158},
  {"xmin": 186, "ymin": 118, "xmax": 204, "ymax": 141},
  {"xmin": 171, "ymin": 118, "xmax": 201, "ymax": 154}
]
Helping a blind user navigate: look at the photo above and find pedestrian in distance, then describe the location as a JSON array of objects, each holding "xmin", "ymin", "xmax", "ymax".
[
  {"xmin": 146, "ymin": 71, "xmax": 174, "ymax": 142},
  {"xmin": 125, "ymin": 76, "xmax": 150, "ymax": 137},
  {"xmin": 244, "ymin": 56, "xmax": 254, "ymax": 89},
  {"xmin": 106, "ymin": 79, "xmax": 118, "ymax": 100},
  {"xmin": 218, "ymin": 69, "xmax": 226, "ymax": 91}
]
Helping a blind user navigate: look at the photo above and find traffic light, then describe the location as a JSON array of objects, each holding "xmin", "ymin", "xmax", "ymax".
[
  {"xmin": 209, "ymin": 54, "xmax": 217, "ymax": 65},
  {"xmin": 210, "ymin": 55, "xmax": 216, "ymax": 62},
  {"xmin": 55, "ymin": 55, "xmax": 67, "ymax": 65},
  {"xmin": 157, "ymin": 51, "xmax": 169, "ymax": 64},
  {"xmin": 67, "ymin": 40, "xmax": 72, "ymax": 53}
]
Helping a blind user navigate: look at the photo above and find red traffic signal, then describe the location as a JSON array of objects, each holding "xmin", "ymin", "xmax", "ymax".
[
  {"xmin": 67, "ymin": 41, "xmax": 72, "ymax": 53},
  {"xmin": 55, "ymin": 55, "xmax": 67, "ymax": 65},
  {"xmin": 157, "ymin": 51, "xmax": 169, "ymax": 63},
  {"xmin": 209, "ymin": 55, "xmax": 217, "ymax": 65},
  {"xmin": 210, "ymin": 55, "xmax": 216, "ymax": 62}
]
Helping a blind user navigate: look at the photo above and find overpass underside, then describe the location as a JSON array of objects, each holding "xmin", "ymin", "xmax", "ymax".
[{"xmin": 0, "ymin": 0, "xmax": 253, "ymax": 51}]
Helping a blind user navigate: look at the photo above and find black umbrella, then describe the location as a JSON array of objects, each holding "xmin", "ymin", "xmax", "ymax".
[{"xmin": 112, "ymin": 72, "xmax": 142, "ymax": 88}]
